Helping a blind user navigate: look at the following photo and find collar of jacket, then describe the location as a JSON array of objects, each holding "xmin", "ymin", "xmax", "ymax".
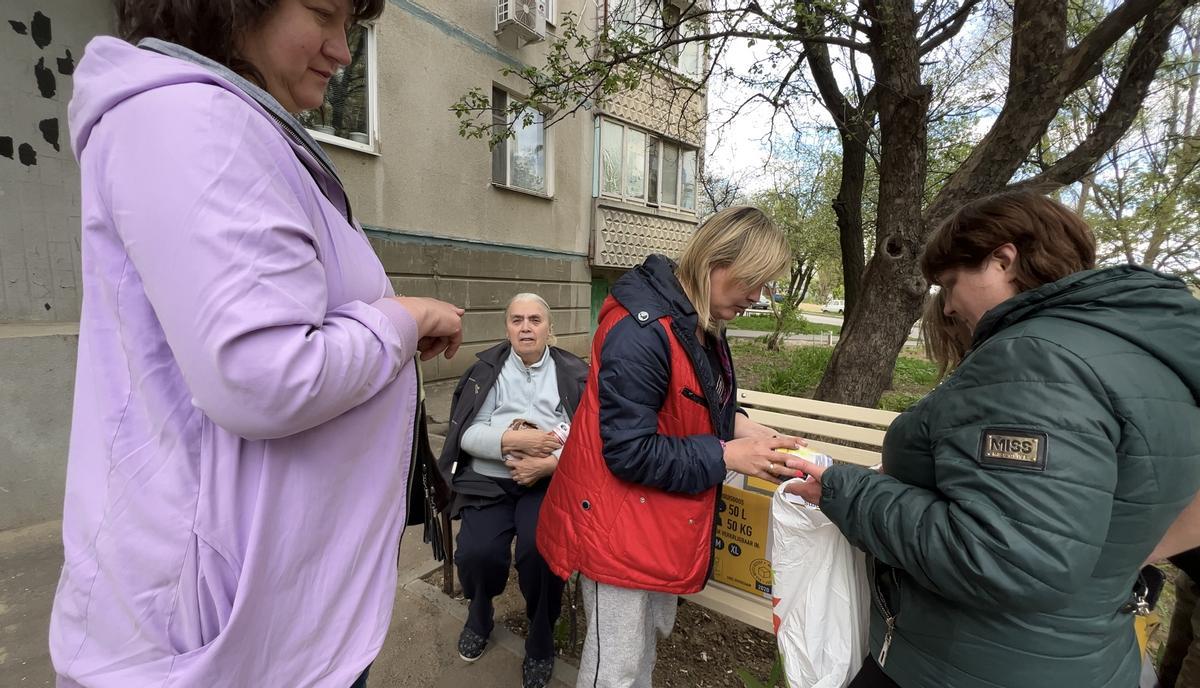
[
  {"xmin": 136, "ymin": 38, "xmax": 351, "ymax": 222},
  {"xmin": 474, "ymin": 340, "xmax": 513, "ymax": 369},
  {"xmin": 612, "ymin": 255, "xmax": 734, "ymax": 430},
  {"xmin": 471, "ymin": 341, "xmax": 586, "ymax": 411},
  {"xmin": 967, "ymin": 264, "xmax": 1200, "ymax": 403},
  {"xmin": 611, "ymin": 254, "xmax": 701, "ymax": 333},
  {"xmin": 972, "ymin": 264, "xmax": 1185, "ymax": 345}
]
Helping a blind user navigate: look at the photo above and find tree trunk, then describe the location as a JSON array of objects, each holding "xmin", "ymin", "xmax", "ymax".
[
  {"xmin": 802, "ymin": 23, "xmax": 876, "ymax": 320},
  {"xmin": 832, "ymin": 121, "xmax": 870, "ymax": 319},
  {"xmin": 797, "ymin": 264, "xmax": 816, "ymax": 304},
  {"xmin": 815, "ymin": 0, "xmax": 930, "ymax": 406}
]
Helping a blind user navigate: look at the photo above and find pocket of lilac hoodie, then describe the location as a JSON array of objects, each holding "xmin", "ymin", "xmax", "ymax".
[{"xmin": 167, "ymin": 533, "xmax": 239, "ymax": 654}]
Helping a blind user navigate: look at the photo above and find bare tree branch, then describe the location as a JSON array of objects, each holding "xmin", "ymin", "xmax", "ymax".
[
  {"xmin": 1012, "ymin": 0, "xmax": 1189, "ymax": 191},
  {"xmin": 1062, "ymin": 0, "xmax": 1163, "ymax": 92},
  {"xmin": 919, "ymin": 0, "xmax": 982, "ymax": 56}
]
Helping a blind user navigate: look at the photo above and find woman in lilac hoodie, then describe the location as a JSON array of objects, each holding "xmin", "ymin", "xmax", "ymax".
[{"xmin": 49, "ymin": 2, "xmax": 464, "ymax": 686}]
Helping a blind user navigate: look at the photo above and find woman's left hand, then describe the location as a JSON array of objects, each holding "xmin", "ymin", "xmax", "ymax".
[
  {"xmin": 733, "ymin": 413, "xmax": 778, "ymax": 439},
  {"xmin": 782, "ymin": 456, "xmax": 829, "ymax": 506},
  {"xmin": 505, "ymin": 451, "xmax": 558, "ymax": 486}
]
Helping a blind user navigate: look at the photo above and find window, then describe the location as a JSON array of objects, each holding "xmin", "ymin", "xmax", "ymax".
[
  {"xmin": 609, "ymin": 0, "xmax": 655, "ymax": 37},
  {"xmin": 298, "ymin": 23, "xmax": 377, "ymax": 152},
  {"xmin": 624, "ymin": 129, "xmax": 647, "ymax": 198},
  {"xmin": 492, "ymin": 87, "xmax": 549, "ymax": 195},
  {"xmin": 598, "ymin": 117, "xmax": 697, "ymax": 212},
  {"xmin": 660, "ymin": 142, "xmax": 679, "ymax": 206},
  {"xmin": 647, "ymin": 136, "xmax": 660, "ymax": 205},
  {"xmin": 662, "ymin": 1, "xmax": 703, "ymax": 79},
  {"xmin": 680, "ymin": 148, "xmax": 696, "ymax": 210},
  {"xmin": 543, "ymin": 0, "xmax": 557, "ymax": 26},
  {"xmin": 609, "ymin": 1, "xmax": 703, "ymax": 80},
  {"xmin": 601, "ymin": 120, "xmax": 624, "ymax": 195}
]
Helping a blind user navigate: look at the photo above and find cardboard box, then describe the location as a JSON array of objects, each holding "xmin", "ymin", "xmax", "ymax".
[
  {"xmin": 743, "ymin": 475, "xmax": 778, "ymax": 496},
  {"xmin": 712, "ymin": 485, "xmax": 773, "ymax": 598}
]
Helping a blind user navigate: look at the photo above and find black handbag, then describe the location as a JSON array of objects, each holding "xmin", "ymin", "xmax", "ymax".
[
  {"xmin": 1120, "ymin": 565, "xmax": 1167, "ymax": 614},
  {"xmin": 405, "ymin": 399, "xmax": 451, "ymax": 561}
]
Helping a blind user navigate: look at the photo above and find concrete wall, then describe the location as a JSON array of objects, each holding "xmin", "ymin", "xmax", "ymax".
[
  {"xmin": 317, "ymin": 1, "xmax": 601, "ymax": 380},
  {"xmin": 0, "ymin": 327, "xmax": 77, "ymax": 531},
  {"xmin": 1, "ymin": 1, "xmax": 113, "ymax": 322},
  {"xmin": 0, "ymin": 1, "xmax": 112, "ymax": 532},
  {"xmin": 371, "ymin": 234, "xmax": 592, "ymax": 381},
  {"xmin": 326, "ymin": 0, "xmax": 597, "ymax": 258}
]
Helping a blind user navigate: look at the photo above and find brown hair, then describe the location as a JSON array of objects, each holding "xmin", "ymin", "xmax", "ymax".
[
  {"xmin": 920, "ymin": 190, "xmax": 1097, "ymax": 291},
  {"xmin": 114, "ymin": 0, "xmax": 385, "ymax": 86},
  {"xmin": 675, "ymin": 206, "xmax": 791, "ymax": 334},
  {"xmin": 921, "ymin": 290, "xmax": 973, "ymax": 378}
]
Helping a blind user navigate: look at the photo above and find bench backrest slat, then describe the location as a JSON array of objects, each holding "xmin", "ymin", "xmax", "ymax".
[
  {"xmin": 744, "ymin": 408, "xmax": 888, "ymax": 449},
  {"xmin": 737, "ymin": 389, "xmax": 900, "ymax": 429}
]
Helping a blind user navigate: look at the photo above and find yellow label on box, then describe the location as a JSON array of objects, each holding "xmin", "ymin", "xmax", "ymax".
[{"xmin": 712, "ymin": 486, "xmax": 772, "ymax": 598}]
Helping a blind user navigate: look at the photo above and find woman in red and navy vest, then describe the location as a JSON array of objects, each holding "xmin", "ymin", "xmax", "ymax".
[{"xmin": 538, "ymin": 206, "xmax": 804, "ymax": 687}]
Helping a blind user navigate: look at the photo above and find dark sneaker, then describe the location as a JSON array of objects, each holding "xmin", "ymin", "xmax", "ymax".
[
  {"xmin": 522, "ymin": 656, "xmax": 554, "ymax": 688},
  {"xmin": 457, "ymin": 626, "xmax": 488, "ymax": 663}
]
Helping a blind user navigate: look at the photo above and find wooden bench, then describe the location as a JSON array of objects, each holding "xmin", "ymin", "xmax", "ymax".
[
  {"xmin": 436, "ymin": 389, "xmax": 900, "ymax": 632},
  {"xmin": 682, "ymin": 389, "xmax": 899, "ymax": 633}
]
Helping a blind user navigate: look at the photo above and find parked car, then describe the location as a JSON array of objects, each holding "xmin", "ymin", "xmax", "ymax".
[
  {"xmin": 745, "ymin": 297, "xmax": 773, "ymax": 315},
  {"xmin": 822, "ymin": 299, "xmax": 845, "ymax": 314}
]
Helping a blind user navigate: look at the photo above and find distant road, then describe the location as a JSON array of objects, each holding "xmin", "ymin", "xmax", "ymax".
[
  {"xmin": 805, "ymin": 313, "xmax": 845, "ymax": 327},
  {"xmin": 744, "ymin": 308, "xmax": 923, "ymax": 340},
  {"xmin": 806, "ymin": 312, "xmax": 923, "ymax": 340}
]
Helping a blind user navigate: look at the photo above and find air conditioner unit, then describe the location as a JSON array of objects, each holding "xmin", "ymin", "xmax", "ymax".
[{"xmin": 497, "ymin": 0, "xmax": 546, "ymax": 43}]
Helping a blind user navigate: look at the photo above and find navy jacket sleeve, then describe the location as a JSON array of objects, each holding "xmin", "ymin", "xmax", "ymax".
[{"xmin": 596, "ymin": 317, "xmax": 726, "ymax": 494}]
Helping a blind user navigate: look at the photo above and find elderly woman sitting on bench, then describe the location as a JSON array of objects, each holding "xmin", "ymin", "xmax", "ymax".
[{"xmin": 436, "ymin": 293, "xmax": 587, "ymax": 688}]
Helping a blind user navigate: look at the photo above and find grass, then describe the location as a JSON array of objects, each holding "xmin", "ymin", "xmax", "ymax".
[
  {"xmin": 727, "ymin": 314, "xmax": 842, "ymax": 336},
  {"xmin": 731, "ymin": 341, "xmax": 937, "ymax": 412}
]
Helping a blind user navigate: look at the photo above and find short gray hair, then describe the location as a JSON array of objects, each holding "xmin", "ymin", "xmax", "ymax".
[{"xmin": 505, "ymin": 293, "xmax": 556, "ymax": 346}]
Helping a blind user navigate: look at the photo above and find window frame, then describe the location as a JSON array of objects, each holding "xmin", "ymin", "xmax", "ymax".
[
  {"xmin": 597, "ymin": 116, "xmax": 697, "ymax": 214},
  {"xmin": 302, "ymin": 21, "xmax": 380, "ymax": 155},
  {"xmin": 608, "ymin": 1, "xmax": 703, "ymax": 80},
  {"xmin": 663, "ymin": 0, "xmax": 704, "ymax": 81},
  {"xmin": 491, "ymin": 87, "xmax": 554, "ymax": 198}
]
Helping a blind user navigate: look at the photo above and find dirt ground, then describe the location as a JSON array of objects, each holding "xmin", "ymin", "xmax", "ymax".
[{"xmin": 422, "ymin": 567, "xmax": 780, "ymax": 688}]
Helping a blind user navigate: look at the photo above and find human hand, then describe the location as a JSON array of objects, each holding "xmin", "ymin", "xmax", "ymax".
[
  {"xmin": 505, "ymin": 453, "xmax": 557, "ymax": 486},
  {"xmin": 501, "ymin": 429, "xmax": 562, "ymax": 458},
  {"xmin": 392, "ymin": 297, "xmax": 464, "ymax": 360},
  {"xmin": 782, "ymin": 457, "xmax": 829, "ymax": 506},
  {"xmin": 733, "ymin": 413, "xmax": 781, "ymax": 439},
  {"xmin": 722, "ymin": 436, "xmax": 807, "ymax": 483}
]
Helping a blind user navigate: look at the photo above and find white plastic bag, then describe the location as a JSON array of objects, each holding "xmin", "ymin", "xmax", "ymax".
[{"xmin": 770, "ymin": 477, "xmax": 870, "ymax": 688}]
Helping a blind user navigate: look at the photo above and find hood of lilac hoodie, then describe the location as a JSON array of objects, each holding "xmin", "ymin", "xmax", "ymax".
[{"xmin": 70, "ymin": 36, "xmax": 352, "ymax": 219}]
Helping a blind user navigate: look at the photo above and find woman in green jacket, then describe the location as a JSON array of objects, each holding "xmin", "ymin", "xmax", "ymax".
[{"xmin": 787, "ymin": 190, "xmax": 1200, "ymax": 688}]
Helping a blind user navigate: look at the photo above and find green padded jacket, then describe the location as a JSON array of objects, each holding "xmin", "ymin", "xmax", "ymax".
[{"xmin": 821, "ymin": 265, "xmax": 1200, "ymax": 687}]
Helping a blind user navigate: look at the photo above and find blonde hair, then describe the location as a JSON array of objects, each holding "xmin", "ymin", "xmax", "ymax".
[
  {"xmin": 506, "ymin": 292, "xmax": 557, "ymax": 346},
  {"xmin": 675, "ymin": 206, "xmax": 791, "ymax": 334},
  {"xmin": 921, "ymin": 290, "xmax": 972, "ymax": 379}
]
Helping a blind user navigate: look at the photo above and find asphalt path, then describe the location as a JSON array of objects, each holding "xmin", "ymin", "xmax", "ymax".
[{"xmin": 744, "ymin": 309, "xmax": 923, "ymax": 340}]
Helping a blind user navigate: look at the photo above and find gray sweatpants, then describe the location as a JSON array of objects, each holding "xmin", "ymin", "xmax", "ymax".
[{"xmin": 575, "ymin": 575, "xmax": 678, "ymax": 688}]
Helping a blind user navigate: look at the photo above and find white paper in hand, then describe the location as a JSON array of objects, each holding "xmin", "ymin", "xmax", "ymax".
[{"xmin": 770, "ymin": 478, "xmax": 870, "ymax": 688}]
